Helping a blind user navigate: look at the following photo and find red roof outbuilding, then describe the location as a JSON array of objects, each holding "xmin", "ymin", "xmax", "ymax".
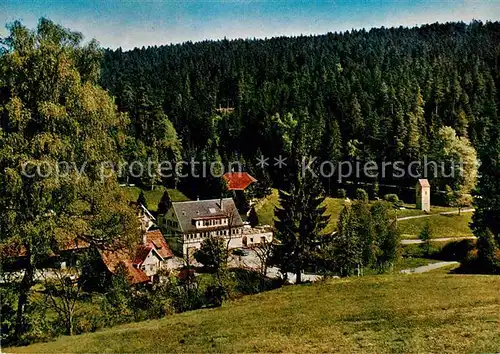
[{"xmin": 222, "ymin": 172, "xmax": 257, "ymax": 191}]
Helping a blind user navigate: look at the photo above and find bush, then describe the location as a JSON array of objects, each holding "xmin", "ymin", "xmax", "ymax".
[
  {"xmin": 436, "ymin": 239, "xmax": 476, "ymax": 261},
  {"xmin": 229, "ymin": 268, "xmax": 281, "ymax": 295},
  {"xmin": 384, "ymin": 194, "xmax": 400, "ymax": 203},
  {"xmin": 337, "ymin": 189, "xmax": 347, "ymax": 199},
  {"xmin": 0, "ymin": 285, "xmax": 18, "ymax": 345},
  {"xmin": 356, "ymin": 188, "xmax": 368, "ymax": 202},
  {"xmin": 19, "ymin": 301, "xmax": 58, "ymax": 345}
]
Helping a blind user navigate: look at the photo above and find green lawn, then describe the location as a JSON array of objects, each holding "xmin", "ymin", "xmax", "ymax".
[
  {"xmin": 255, "ymin": 189, "xmax": 346, "ymax": 234},
  {"xmin": 254, "ymin": 189, "xmax": 279, "ymax": 226},
  {"xmin": 397, "ymin": 213, "xmax": 474, "ymax": 239},
  {"xmin": 10, "ymin": 274, "xmax": 500, "ymax": 353},
  {"xmin": 396, "ymin": 204, "xmax": 460, "ymax": 218},
  {"xmin": 121, "ymin": 186, "xmax": 189, "ymax": 211},
  {"xmin": 256, "ymin": 190, "xmax": 473, "ymax": 238},
  {"xmin": 393, "ymin": 257, "xmax": 441, "ymax": 272}
]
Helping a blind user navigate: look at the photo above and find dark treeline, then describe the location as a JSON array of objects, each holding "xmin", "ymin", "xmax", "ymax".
[{"xmin": 100, "ymin": 21, "xmax": 500, "ymax": 198}]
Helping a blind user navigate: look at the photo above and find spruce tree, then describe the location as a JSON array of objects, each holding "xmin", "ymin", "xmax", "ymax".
[
  {"xmin": 157, "ymin": 190, "xmax": 172, "ymax": 215},
  {"xmin": 274, "ymin": 115, "xmax": 330, "ymax": 283},
  {"xmin": 248, "ymin": 206, "xmax": 259, "ymax": 227},
  {"xmin": 137, "ymin": 190, "xmax": 148, "ymax": 209},
  {"xmin": 471, "ymin": 84, "xmax": 500, "ymax": 273},
  {"xmin": 274, "ymin": 164, "xmax": 329, "ymax": 283}
]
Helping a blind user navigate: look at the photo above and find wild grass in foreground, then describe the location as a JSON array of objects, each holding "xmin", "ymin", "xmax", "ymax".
[{"xmin": 9, "ymin": 274, "xmax": 500, "ymax": 353}]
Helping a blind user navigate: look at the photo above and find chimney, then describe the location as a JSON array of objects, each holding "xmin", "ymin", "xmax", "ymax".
[
  {"xmin": 142, "ymin": 231, "xmax": 147, "ymax": 246},
  {"xmin": 220, "ymin": 197, "xmax": 224, "ymax": 211},
  {"xmin": 197, "ymin": 195, "xmax": 199, "ymax": 201}
]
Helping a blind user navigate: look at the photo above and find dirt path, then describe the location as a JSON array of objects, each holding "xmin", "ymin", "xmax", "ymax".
[
  {"xmin": 397, "ymin": 208, "xmax": 474, "ymax": 221},
  {"xmin": 400, "ymin": 236, "xmax": 476, "ymax": 244},
  {"xmin": 400, "ymin": 261, "xmax": 460, "ymax": 274}
]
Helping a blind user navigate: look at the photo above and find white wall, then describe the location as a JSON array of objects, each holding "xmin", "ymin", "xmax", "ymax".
[
  {"xmin": 141, "ymin": 250, "xmax": 162, "ymax": 277},
  {"xmin": 243, "ymin": 231, "xmax": 273, "ymax": 246}
]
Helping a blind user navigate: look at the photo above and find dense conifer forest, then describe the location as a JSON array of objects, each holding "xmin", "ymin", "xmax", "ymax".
[{"xmin": 100, "ymin": 21, "xmax": 499, "ymax": 197}]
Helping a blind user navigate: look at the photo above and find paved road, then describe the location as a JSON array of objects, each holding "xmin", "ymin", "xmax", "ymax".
[
  {"xmin": 400, "ymin": 261, "xmax": 460, "ymax": 274},
  {"xmin": 397, "ymin": 208, "xmax": 474, "ymax": 221},
  {"xmin": 235, "ymin": 249, "xmax": 323, "ymax": 283},
  {"xmin": 400, "ymin": 236, "xmax": 476, "ymax": 244}
]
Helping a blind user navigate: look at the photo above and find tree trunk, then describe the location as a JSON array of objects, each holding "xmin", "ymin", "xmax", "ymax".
[
  {"xmin": 67, "ymin": 312, "xmax": 73, "ymax": 336},
  {"xmin": 295, "ymin": 266, "xmax": 302, "ymax": 284},
  {"xmin": 15, "ymin": 256, "xmax": 34, "ymax": 339}
]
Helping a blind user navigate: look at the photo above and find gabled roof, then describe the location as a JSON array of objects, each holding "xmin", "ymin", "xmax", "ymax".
[
  {"xmin": 144, "ymin": 229, "xmax": 173, "ymax": 259},
  {"xmin": 99, "ymin": 248, "xmax": 150, "ymax": 284},
  {"xmin": 99, "ymin": 229, "xmax": 172, "ymax": 284},
  {"xmin": 223, "ymin": 172, "xmax": 257, "ymax": 190},
  {"xmin": 2, "ymin": 238, "xmax": 89, "ymax": 259},
  {"xmin": 129, "ymin": 201, "xmax": 156, "ymax": 221},
  {"xmin": 172, "ymin": 198, "xmax": 243, "ymax": 233},
  {"xmin": 133, "ymin": 245, "xmax": 154, "ymax": 265},
  {"xmin": 418, "ymin": 179, "xmax": 430, "ymax": 188}
]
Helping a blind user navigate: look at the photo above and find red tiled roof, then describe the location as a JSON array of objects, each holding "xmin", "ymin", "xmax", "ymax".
[
  {"xmin": 418, "ymin": 179, "xmax": 430, "ymax": 187},
  {"xmin": 144, "ymin": 229, "xmax": 173, "ymax": 259},
  {"xmin": 133, "ymin": 245, "xmax": 153, "ymax": 265},
  {"xmin": 223, "ymin": 172, "xmax": 257, "ymax": 190},
  {"xmin": 2, "ymin": 238, "xmax": 89, "ymax": 258},
  {"xmin": 99, "ymin": 248, "xmax": 150, "ymax": 284},
  {"xmin": 59, "ymin": 238, "xmax": 90, "ymax": 251}
]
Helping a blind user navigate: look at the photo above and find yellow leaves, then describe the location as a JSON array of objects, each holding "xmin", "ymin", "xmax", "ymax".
[
  {"xmin": 6, "ymin": 96, "xmax": 31, "ymax": 128},
  {"xmin": 38, "ymin": 101, "xmax": 68, "ymax": 122},
  {"xmin": 31, "ymin": 132, "xmax": 66, "ymax": 156},
  {"xmin": 3, "ymin": 167, "xmax": 23, "ymax": 192}
]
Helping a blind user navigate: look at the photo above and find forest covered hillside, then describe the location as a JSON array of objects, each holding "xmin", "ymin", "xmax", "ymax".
[{"xmin": 100, "ymin": 21, "xmax": 499, "ymax": 196}]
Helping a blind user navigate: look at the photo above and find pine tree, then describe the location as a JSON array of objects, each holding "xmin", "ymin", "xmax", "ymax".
[
  {"xmin": 471, "ymin": 85, "xmax": 500, "ymax": 273},
  {"xmin": 419, "ymin": 222, "xmax": 433, "ymax": 256},
  {"xmin": 137, "ymin": 190, "xmax": 148, "ymax": 209},
  {"xmin": 157, "ymin": 190, "xmax": 172, "ymax": 215},
  {"xmin": 274, "ymin": 160, "xmax": 329, "ymax": 283},
  {"xmin": 248, "ymin": 206, "xmax": 259, "ymax": 227},
  {"xmin": 320, "ymin": 118, "xmax": 342, "ymax": 195}
]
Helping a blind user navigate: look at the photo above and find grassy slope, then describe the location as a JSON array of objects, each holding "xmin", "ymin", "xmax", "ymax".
[
  {"xmin": 397, "ymin": 213, "xmax": 474, "ymax": 239},
  {"xmin": 255, "ymin": 189, "xmax": 345, "ymax": 234},
  {"xmin": 121, "ymin": 186, "xmax": 189, "ymax": 211},
  {"xmin": 256, "ymin": 189, "xmax": 472, "ymax": 238},
  {"xmin": 11, "ymin": 274, "xmax": 500, "ymax": 353}
]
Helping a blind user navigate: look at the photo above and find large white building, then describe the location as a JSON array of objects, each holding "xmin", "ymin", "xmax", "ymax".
[
  {"xmin": 158, "ymin": 198, "xmax": 244, "ymax": 257},
  {"xmin": 158, "ymin": 197, "xmax": 273, "ymax": 257}
]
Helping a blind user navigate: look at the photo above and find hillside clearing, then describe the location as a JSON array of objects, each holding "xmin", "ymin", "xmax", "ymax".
[
  {"xmin": 397, "ymin": 213, "xmax": 474, "ymax": 239},
  {"xmin": 121, "ymin": 186, "xmax": 189, "ymax": 211},
  {"xmin": 10, "ymin": 274, "xmax": 500, "ymax": 353},
  {"xmin": 256, "ymin": 189, "xmax": 473, "ymax": 238}
]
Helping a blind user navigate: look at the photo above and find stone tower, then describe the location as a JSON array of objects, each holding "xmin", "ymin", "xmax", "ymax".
[{"xmin": 416, "ymin": 179, "xmax": 431, "ymax": 212}]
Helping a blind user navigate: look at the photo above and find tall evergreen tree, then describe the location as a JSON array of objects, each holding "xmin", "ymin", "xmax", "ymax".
[
  {"xmin": 137, "ymin": 190, "xmax": 148, "ymax": 209},
  {"xmin": 471, "ymin": 82, "xmax": 500, "ymax": 273},
  {"xmin": 274, "ymin": 159, "xmax": 329, "ymax": 283},
  {"xmin": 157, "ymin": 190, "xmax": 172, "ymax": 215},
  {"xmin": 248, "ymin": 206, "xmax": 259, "ymax": 227}
]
